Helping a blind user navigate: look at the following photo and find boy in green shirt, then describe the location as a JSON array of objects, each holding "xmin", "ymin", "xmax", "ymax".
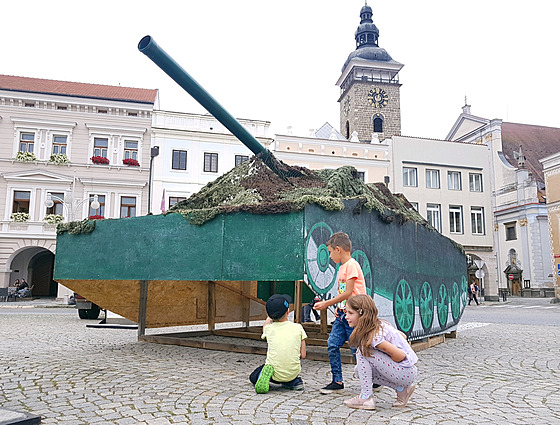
[{"xmin": 249, "ymin": 294, "xmax": 308, "ymax": 393}]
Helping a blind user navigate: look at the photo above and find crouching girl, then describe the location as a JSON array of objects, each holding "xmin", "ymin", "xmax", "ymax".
[{"xmin": 344, "ymin": 294, "xmax": 418, "ymax": 410}]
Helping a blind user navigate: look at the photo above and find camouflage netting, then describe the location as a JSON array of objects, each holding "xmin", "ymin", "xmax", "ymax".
[{"xmin": 168, "ymin": 151, "xmax": 432, "ymax": 228}]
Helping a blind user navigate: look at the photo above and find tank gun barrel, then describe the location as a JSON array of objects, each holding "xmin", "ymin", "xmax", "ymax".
[{"xmin": 138, "ymin": 35, "xmax": 266, "ymax": 156}]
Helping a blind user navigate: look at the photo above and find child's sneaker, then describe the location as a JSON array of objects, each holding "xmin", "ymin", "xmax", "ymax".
[
  {"xmin": 282, "ymin": 376, "xmax": 304, "ymax": 391},
  {"xmin": 392, "ymin": 383, "xmax": 416, "ymax": 407},
  {"xmin": 319, "ymin": 381, "xmax": 344, "ymax": 394},
  {"xmin": 344, "ymin": 395, "xmax": 375, "ymax": 410},
  {"xmin": 255, "ymin": 365, "xmax": 274, "ymax": 394}
]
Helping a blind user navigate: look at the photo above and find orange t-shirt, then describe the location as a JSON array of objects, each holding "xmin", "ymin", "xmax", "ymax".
[{"xmin": 336, "ymin": 257, "xmax": 366, "ymax": 309}]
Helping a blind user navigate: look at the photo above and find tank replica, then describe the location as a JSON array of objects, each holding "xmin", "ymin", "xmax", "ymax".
[{"xmin": 53, "ymin": 37, "xmax": 467, "ymax": 358}]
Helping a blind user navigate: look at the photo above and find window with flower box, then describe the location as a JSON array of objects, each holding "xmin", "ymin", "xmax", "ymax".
[
  {"xmin": 12, "ymin": 191, "xmax": 30, "ymax": 214},
  {"xmin": 52, "ymin": 135, "xmax": 67, "ymax": 155},
  {"xmin": 124, "ymin": 140, "xmax": 138, "ymax": 160},
  {"xmin": 93, "ymin": 137, "xmax": 108, "ymax": 158},
  {"xmin": 19, "ymin": 132, "xmax": 35, "ymax": 153},
  {"xmin": 120, "ymin": 197, "xmax": 136, "ymax": 218},
  {"xmin": 46, "ymin": 192, "xmax": 64, "ymax": 215}
]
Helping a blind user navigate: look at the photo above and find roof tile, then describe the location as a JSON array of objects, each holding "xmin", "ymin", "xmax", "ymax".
[{"xmin": 0, "ymin": 74, "xmax": 158, "ymax": 104}]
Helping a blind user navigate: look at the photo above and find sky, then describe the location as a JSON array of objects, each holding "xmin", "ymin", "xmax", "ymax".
[{"xmin": 3, "ymin": 0, "xmax": 560, "ymax": 140}]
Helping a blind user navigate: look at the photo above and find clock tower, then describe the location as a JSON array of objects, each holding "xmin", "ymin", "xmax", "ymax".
[{"xmin": 337, "ymin": 3, "xmax": 403, "ymax": 141}]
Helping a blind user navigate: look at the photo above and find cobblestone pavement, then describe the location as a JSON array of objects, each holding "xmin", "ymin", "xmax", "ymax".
[{"xmin": 1, "ymin": 299, "xmax": 560, "ymax": 424}]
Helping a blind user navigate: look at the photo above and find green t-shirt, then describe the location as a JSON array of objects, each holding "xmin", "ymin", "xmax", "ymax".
[{"xmin": 262, "ymin": 321, "xmax": 308, "ymax": 382}]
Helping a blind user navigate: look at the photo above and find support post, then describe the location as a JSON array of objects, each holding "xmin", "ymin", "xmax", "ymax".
[
  {"xmin": 294, "ymin": 280, "xmax": 303, "ymax": 323},
  {"xmin": 208, "ymin": 280, "xmax": 216, "ymax": 332},
  {"xmin": 241, "ymin": 283, "xmax": 251, "ymax": 329},
  {"xmin": 138, "ymin": 280, "xmax": 148, "ymax": 338},
  {"xmin": 320, "ymin": 309, "xmax": 328, "ymax": 334}
]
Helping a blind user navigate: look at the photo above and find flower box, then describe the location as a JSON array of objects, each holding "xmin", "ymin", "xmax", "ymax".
[
  {"xmin": 11, "ymin": 212, "xmax": 30, "ymax": 222},
  {"xmin": 91, "ymin": 156, "xmax": 110, "ymax": 165},
  {"xmin": 44, "ymin": 214, "xmax": 64, "ymax": 225},
  {"xmin": 123, "ymin": 158, "xmax": 140, "ymax": 166},
  {"xmin": 49, "ymin": 154, "xmax": 70, "ymax": 165},
  {"xmin": 15, "ymin": 152, "xmax": 37, "ymax": 162},
  {"xmin": 88, "ymin": 215, "xmax": 105, "ymax": 220}
]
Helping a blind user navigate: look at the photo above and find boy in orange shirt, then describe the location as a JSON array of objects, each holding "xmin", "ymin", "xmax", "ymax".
[{"xmin": 314, "ymin": 231, "xmax": 367, "ymax": 394}]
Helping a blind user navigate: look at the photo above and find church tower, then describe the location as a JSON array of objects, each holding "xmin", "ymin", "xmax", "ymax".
[{"xmin": 337, "ymin": 3, "xmax": 403, "ymax": 141}]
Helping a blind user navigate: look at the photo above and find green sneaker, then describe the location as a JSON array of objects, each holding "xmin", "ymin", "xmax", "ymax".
[{"xmin": 255, "ymin": 365, "xmax": 274, "ymax": 394}]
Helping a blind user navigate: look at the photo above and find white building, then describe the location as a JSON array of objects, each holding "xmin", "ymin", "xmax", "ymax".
[
  {"xmin": 447, "ymin": 105, "xmax": 557, "ymax": 295},
  {"xmin": 0, "ymin": 75, "xmax": 158, "ymax": 297},
  {"xmin": 150, "ymin": 110, "xmax": 273, "ymax": 213},
  {"xmin": 387, "ymin": 135, "xmax": 496, "ymax": 299}
]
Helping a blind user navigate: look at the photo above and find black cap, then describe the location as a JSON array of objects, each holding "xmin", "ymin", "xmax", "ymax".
[{"xmin": 266, "ymin": 294, "xmax": 292, "ymax": 320}]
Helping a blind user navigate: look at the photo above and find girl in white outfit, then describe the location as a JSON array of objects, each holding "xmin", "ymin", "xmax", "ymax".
[{"xmin": 344, "ymin": 294, "xmax": 418, "ymax": 410}]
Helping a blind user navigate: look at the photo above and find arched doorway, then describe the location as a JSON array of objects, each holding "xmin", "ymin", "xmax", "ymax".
[
  {"xmin": 503, "ymin": 249, "xmax": 523, "ymax": 296},
  {"xmin": 9, "ymin": 247, "xmax": 57, "ymax": 297},
  {"xmin": 466, "ymin": 254, "xmax": 488, "ymax": 298}
]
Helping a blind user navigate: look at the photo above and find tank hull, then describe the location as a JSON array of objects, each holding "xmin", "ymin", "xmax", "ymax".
[{"xmin": 55, "ymin": 200, "xmax": 466, "ymax": 339}]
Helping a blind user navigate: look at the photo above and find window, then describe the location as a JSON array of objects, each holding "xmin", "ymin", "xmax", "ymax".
[
  {"xmin": 89, "ymin": 195, "xmax": 105, "ymax": 217},
  {"xmin": 172, "ymin": 150, "xmax": 187, "ymax": 170},
  {"xmin": 373, "ymin": 116, "xmax": 383, "ymax": 133},
  {"xmin": 235, "ymin": 155, "xmax": 249, "ymax": 166},
  {"xmin": 169, "ymin": 196, "xmax": 187, "ymax": 208},
  {"xmin": 19, "ymin": 132, "xmax": 34, "ymax": 153},
  {"xmin": 46, "ymin": 192, "xmax": 64, "ymax": 215},
  {"xmin": 425, "ymin": 169, "xmax": 440, "ymax": 189},
  {"xmin": 471, "ymin": 207, "xmax": 484, "ymax": 235},
  {"xmin": 12, "ymin": 191, "xmax": 30, "ymax": 213},
  {"xmin": 124, "ymin": 140, "xmax": 138, "ymax": 160},
  {"xmin": 448, "ymin": 171, "xmax": 462, "ymax": 190},
  {"xmin": 410, "ymin": 202, "xmax": 419, "ymax": 211},
  {"xmin": 505, "ymin": 222, "xmax": 517, "ymax": 241},
  {"xmin": 52, "ymin": 135, "xmax": 67, "ymax": 155},
  {"xmin": 357, "ymin": 171, "xmax": 365, "ymax": 182},
  {"xmin": 469, "ymin": 173, "xmax": 483, "ymax": 192},
  {"xmin": 204, "ymin": 152, "xmax": 218, "ymax": 173},
  {"xmin": 93, "ymin": 137, "xmax": 108, "ymax": 158},
  {"xmin": 426, "ymin": 203, "xmax": 441, "ymax": 232},
  {"xmin": 120, "ymin": 197, "xmax": 136, "ymax": 218},
  {"xmin": 449, "ymin": 205, "xmax": 463, "ymax": 234},
  {"xmin": 403, "ymin": 167, "xmax": 418, "ymax": 187}
]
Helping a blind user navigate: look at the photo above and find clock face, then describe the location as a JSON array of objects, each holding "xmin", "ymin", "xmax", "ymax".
[
  {"xmin": 343, "ymin": 97, "xmax": 351, "ymax": 115},
  {"xmin": 368, "ymin": 87, "xmax": 389, "ymax": 108}
]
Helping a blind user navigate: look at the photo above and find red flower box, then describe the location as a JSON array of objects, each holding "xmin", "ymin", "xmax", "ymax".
[
  {"xmin": 88, "ymin": 215, "xmax": 105, "ymax": 220},
  {"xmin": 123, "ymin": 158, "xmax": 140, "ymax": 166},
  {"xmin": 91, "ymin": 156, "xmax": 110, "ymax": 165}
]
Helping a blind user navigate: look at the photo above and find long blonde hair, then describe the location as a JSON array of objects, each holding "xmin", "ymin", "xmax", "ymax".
[{"xmin": 347, "ymin": 294, "xmax": 381, "ymax": 357}]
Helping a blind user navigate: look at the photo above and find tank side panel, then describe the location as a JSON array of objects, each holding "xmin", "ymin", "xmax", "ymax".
[
  {"xmin": 221, "ymin": 211, "xmax": 305, "ymax": 281},
  {"xmin": 54, "ymin": 214, "xmax": 224, "ymax": 281}
]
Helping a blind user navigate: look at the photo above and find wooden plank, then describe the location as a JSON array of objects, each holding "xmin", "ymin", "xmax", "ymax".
[
  {"xmin": 137, "ymin": 280, "xmax": 148, "ymax": 338},
  {"xmin": 213, "ymin": 281, "xmax": 266, "ymax": 305},
  {"xmin": 208, "ymin": 281, "xmax": 216, "ymax": 331},
  {"xmin": 446, "ymin": 330, "xmax": 457, "ymax": 339},
  {"xmin": 241, "ymin": 282, "xmax": 250, "ymax": 328},
  {"xmin": 294, "ymin": 280, "xmax": 303, "ymax": 323},
  {"xmin": 139, "ymin": 334, "xmax": 356, "ymax": 364},
  {"xmin": 320, "ymin": 308, "xmax": 328, "ymax": 334}
]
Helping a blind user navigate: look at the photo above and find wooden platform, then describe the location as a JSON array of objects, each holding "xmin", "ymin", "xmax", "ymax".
[{"xmin": 139, "ymin": 323, "xmax": 457, "ymax": 364}]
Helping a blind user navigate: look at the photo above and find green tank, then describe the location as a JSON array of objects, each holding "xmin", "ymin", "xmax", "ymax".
[{"xmin": 53, "ymin": 37, "xmax": 467, "ymax": 340}]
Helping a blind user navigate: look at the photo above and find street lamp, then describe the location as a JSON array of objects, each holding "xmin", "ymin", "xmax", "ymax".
[
  {"xmin": 45, "ymin": 193, "xmax": 100, "ymax": 222},
  {"xmin": 148, "ymin": 146, "xmax": 159, "ymax": 215}
]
